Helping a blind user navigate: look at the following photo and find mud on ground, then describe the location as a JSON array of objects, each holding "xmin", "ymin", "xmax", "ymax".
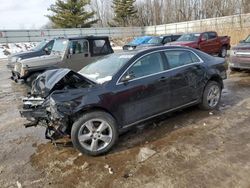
[{"xmin": 0, "ymin": 59, "xmax": 250, "ymax": 188}]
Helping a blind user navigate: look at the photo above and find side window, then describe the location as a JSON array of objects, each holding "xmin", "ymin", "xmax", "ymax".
[
  {"xmin": 202, "ymin": 33, "xmax": 209, "ymax": 40},
  {"xmin": 164, "ymin": 50, "xmax": 200, "ymax": 69},
  {"xmin": 93, "ymin": 39, "xmax": 110, "ymax": 55},
  {"xmin": 45, "ymin": 41, "xmax": 54, "ymax": 51},
  {"xmin": 208, "ymin": 32, "xmax": 217, "ymax": 40},
  {"xmin": 126, "ymin": 52, "xmax": 164, "ymax": 79},
  {"xmin": 163, "ymin": 37, "xmax": 171, "ymax": 44},
  {"xmin": 69, "ymin": 40, "xmax": 88, "ymax": 54},
  {"xmin": 173, "ymin": 35, "xmax": 181, "ymax": 41}
]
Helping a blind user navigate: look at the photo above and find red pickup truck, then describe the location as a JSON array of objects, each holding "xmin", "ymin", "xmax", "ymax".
[{"xmin": 167, "ymin": 31, "xmax": 231, "ymax": 57}]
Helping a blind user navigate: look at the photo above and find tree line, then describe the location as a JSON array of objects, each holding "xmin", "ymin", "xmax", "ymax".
[{"xmin": 45, "ymin": 0, "xmax": 250, "ymax": 28}]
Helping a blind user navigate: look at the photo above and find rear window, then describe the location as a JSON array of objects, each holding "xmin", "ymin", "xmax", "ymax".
[
  {"xmin": 177, "ymin": 33, "xmax": 201, "ymax": 42},
  {"xmin": 208, "ymin": 32, "xmax": 217, "ymax": 39},
  {"xmin": 92, "ymin": 39, "xmax": 111, "ymax": 55}
]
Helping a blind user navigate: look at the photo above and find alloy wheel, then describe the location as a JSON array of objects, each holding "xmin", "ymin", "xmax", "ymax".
[
  {"xmin": 207, "ymin": 85, "xmax": 221, "ymax": 107},
  {"xmin": 77, "ymin": 119, "xmax": 113, "ymax": 152}
]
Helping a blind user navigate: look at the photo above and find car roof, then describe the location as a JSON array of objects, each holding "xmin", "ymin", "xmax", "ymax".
[
  {"xmin": 53, "ymin": 36, "xmax": 109, "ymax": 40},
  {"xmin": 117, "ymin": 46, "xmax": 195, "ymax": 56}
]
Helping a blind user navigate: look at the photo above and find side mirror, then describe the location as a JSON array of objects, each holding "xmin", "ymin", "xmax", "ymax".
[
  {"xmin": 44, "ymin": 47, "xmax": 49, "ymax": 54},
  {"xmin": 120, "ymin": 73, "xmax": 134, "ymax": 83},
  {"xmin": 200, "ymin": 37, "xmax": 207, "ymax": 42},
  {"xmin": 239, "ymin": 40, "xmax": 245, "ymax": 43}
]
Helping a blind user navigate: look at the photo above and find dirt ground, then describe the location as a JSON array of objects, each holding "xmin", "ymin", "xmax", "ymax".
[{"xmin": 0, "ymin": 59, "xmax": 250, "ymax": 188}]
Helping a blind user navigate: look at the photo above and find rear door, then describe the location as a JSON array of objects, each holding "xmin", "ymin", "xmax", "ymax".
[
  {"xmin": 114, "ymin": 52, "xmax": 171, "ymax": 125},
  {"xmin": 163, "ymin": 50, "xmax": 204, "ymax": 108},
  {"xmin": 65, "ymin": 39, "xmax": 91, "ymax": 71}
]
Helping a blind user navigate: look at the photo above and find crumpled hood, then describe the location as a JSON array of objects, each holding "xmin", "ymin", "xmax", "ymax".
[{"xmin": 31, "ymin": 68, "xmax": 94, "ymax": 98}]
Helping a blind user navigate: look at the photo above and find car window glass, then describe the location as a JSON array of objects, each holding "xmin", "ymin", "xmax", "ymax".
[
  {"xmin": 173, "ymin": 35, "xmax": 180, "ymax": 41},
  {"xmin": 93, "ymin": 39, "xmax": 110, "ymax": 55},
  {"xmin": 163, "ymin": 37, "xmax": 171, "ymax": 44},
  {"xmin": 126, "ymin": 52, "xmax": 164, "ymax": 79},
  {"xmin": 164, "ymin": 50, "xmax": 200, "ymax": 69},
  {"xmin": 202, "ymin": 33, "xmax": 209, "ymax": 40},
  {"xmin": 208, "ymin": 32, "xmax": 217, "ymax": 39},
  {"xmin": 69, "ymin": 40, "xmax": 88, "ymax": 54},
  {"xmin": 46, "ymin": 41, "xmax": 54, "ymax": 51}
]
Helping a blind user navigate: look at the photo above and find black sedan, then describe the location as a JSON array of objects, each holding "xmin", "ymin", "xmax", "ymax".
[{"xmin": 20, "ymin": 46, "xmax": 227, "ymax": 156}]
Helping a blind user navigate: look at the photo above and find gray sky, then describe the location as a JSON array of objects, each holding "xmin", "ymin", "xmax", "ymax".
[{"xmin": 0, "ymin": 0, "xmax": 56, "ymax": 29}]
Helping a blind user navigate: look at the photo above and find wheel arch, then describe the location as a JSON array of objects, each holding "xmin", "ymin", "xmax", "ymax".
[
  {"xmin": 207, "ymin": 74, "xmax": 223, "ymax": 89},
  {"xmin": 70, "ymin": 106, "xmax": 120, "ymax": 128},
  {"xmin": 199, "ymin": 74, "xmax": 223, "ymax": 100}
]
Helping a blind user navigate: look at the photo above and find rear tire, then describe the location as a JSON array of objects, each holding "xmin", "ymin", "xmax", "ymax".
[
  {"xmin": 71, "ymin": 111, "xmax": 118, "ymax": 156},
  {"xmin": 199, "ymin": 81, "xmax": 222, "ymax": 110}
]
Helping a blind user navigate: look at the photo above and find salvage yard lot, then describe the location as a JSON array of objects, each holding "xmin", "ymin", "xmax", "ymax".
[{"xmin": 0, "ymin": 59, "xmax": 250, "ymax": 188}]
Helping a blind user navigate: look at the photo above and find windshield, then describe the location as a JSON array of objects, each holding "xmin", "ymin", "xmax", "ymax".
[
  {"xmin": 128, "ymin": 36, "xmax": 151, "ymax": 45},
  {"xmin": 177, "ymin": 33, "xmax": 201, "ymax": 42},
  {"xmin": 245, "ymin": 35, "xmax": 250, "ymax": 43},
  {"xmin": 32, "ymin": 40, "xmax": 48, "ymax": 51},
  {"xmin": 147, "ymin": 37, "xmax": 162, "ymax": 44},
  {"xmin": 52, "ymin": 39, "xmax": 68, "ymax": 53},
  {"xmin": 79, "ymin": 53, "xmax": 134, "ymax": 84}
]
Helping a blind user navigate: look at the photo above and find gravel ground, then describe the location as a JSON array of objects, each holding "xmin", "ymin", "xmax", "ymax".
[{"xmin": 0, "ymin": 59, "xmax": 250, "ymax": 188}]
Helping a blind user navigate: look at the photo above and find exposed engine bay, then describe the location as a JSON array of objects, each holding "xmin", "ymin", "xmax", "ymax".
[{"xmin": 20, "ymin": 69, "xmax": 94, "ymax": 140}]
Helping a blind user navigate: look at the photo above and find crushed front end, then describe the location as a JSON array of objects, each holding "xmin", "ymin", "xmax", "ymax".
[
  {"xmin": 19, "ymin": 68, "xmax": 95, "ymax": 141},
  {"xmin": 20, "ymin": 95, "xmax": 70, "ymax": 140}
]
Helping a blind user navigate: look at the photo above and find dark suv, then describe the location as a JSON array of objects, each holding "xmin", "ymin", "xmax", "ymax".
[{"xmin": 20, "ymin": 46, "xmax": 227, "ymax": 156}]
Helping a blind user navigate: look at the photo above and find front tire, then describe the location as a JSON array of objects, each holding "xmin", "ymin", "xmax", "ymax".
[
  {"xmin": 199, "ymin": 81, "xmax": 222, "ymax": 110},
  {"xmin": 71, "ymin": 111, "xmax": 118, "ymax": 156}
]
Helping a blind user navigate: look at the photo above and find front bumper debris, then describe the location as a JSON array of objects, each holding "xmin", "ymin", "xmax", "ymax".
[
  {"xmin": 11, "ymin": 71, "xmax": 24, "ymax": 83},
  {"xmin": 20, "ymin": 96, "xmax": 69, "ymax": 141}
]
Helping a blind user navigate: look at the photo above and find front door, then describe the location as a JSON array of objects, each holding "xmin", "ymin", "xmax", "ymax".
[
  {"xmin": 114, "ymin": 52, "xmax": 171, "ymax": 125},
  {"xmin": 199, "ymin": 33, "xmax": 212, "ymax": 54},
  {"xmin": 65, "ymin": 39, "xmax": 91, "ymax": 71}
]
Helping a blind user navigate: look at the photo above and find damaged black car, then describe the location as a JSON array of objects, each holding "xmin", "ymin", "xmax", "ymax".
[{"xmin": 20, "ymin": 46, "xmax": 227, "ymax": 156}]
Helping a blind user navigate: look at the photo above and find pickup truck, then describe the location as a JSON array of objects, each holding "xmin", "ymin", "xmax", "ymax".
[
  {"xmin": 7, "ymin": 39, "xmax": 55, "ymax": 69},
  {"xmin": 11, "ymin": 36, "xmax": 114, "ymax": 84},
  {"xmin": 167, "ymin": 31, "xmax": 230, "ymax": 58}
]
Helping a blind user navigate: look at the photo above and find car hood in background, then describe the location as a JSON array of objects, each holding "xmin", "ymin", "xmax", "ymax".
[
  {"xmin": 7, "ymin": 50, "xmax": 41, "ymax": 68},
  {"xmin": 233, "ymin": 43, "xmax": 250, "ymax": 50},
  {"xmin": 19, "ymin": 54, "xmax": 62, "ymax": 68}
]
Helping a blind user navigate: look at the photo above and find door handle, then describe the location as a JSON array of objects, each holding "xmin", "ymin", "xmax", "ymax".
[{"xmin": 158, "ymin": 76, "xmax": 167, "ymax": 82}]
